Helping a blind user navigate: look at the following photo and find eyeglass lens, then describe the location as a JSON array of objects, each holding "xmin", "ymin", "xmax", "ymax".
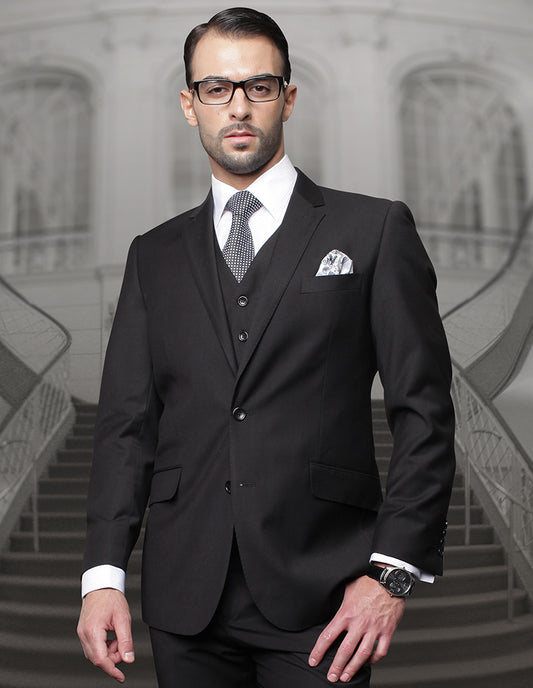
[{"xmin": 197, "ymin": 76, "xmax": 281, "ymax": 104}]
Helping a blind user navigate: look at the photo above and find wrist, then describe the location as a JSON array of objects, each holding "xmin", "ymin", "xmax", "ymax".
[{"xmin": 365, "ymin": 563, "xmax": 416, "ymax": 597}]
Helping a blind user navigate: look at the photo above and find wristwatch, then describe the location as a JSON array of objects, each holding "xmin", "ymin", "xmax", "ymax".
[{"xmin": 365, "ymin": 563, "xmax": 416, "ymax": 597}]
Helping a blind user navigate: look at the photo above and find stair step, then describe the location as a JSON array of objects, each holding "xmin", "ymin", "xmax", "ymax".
[
  {"xmin": 38, "ymin": 477, "xmax": 89, "ymax": 495},
  {"xmin": 65, "ymin": 436, "xmax": 94, "ymax": 449},
  {"xmin": 442, "ymin": 543, "xmax": 503, "ymax": 567},
  {"xmin": 388, "ymin": 614, "xmax": 533, "ymax": 665},
  {"xmin": 9, "ymin": 529, "xmax": 144, "ymax": 554},
  {"xmin": 48, "ymin": 462, "xmax": 92, "ymax": 479},
  {"xmin": 0, "ymin": 668, "xmax": 156, "ymax": 688},
  {"xmin": 0, "ymin": 573, "xmax": 143, "ymax": 605},
  {"xmin": 0, "ymin": 629, "xmax": 155, "ymax": 677},
  {"xmin": 0, "ymin": 599, "xmax": 146, "ymax": 638},
  {"xmin": 444, "ymin": 524, "xmax": 494, "ymax": 546},
  {"xmin": 37, "ymin": 494, "xmax": 87, "ymax": 512},
  {"xmin": 447, "ymin": 504, "xmax": 484, "ymax": 525},
  {"xmin": 373, "ymin": 645, "xmax": 533, "ymax": 687},
  {"xmin": 400, "ymin": 588, "xmax": 529, "ymax": 629},
  {"xmin": 56, "ymin": 448, "xmax": 93, "ymax": 463},
  {"xmin": 0, "ymin": 550, "xmax": 142, "ymax": 578},
  {"xmin": 19, "ymin": 511, "xmax": 87, "ymax": 532},
  {"xmin": 71, "ymin": 424, "xmax": 96, "ymax": 436}
]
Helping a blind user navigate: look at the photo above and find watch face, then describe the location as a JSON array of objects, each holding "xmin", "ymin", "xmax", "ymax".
[{"xmin": 385, "ymin": 568, "xmax": 413, "ymax": 596}]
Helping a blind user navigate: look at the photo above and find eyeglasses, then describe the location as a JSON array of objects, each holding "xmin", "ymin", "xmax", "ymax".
[{"xmin": 191, "ymin": 75, "xmax": 287, "ymax": 105}]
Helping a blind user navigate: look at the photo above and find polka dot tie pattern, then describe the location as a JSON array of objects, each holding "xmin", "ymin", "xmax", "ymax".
[{"xmin": 222, "ymin": 191, "xmax": 262, "ymax": 283}]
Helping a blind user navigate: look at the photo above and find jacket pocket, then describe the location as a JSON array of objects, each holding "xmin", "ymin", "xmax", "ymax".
[
  {"xmin": 149, "ymin": 466, "xmax": 182, "ymax": 506},
  {"xmin": 301, "ymin": 274, "xmax": 361, "ymax": 293},
  {"xmin": 310, "ymin": 462, "xmax": 382, "ymax": 512}
]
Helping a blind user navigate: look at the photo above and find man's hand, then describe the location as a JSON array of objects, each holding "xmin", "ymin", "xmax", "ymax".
[
  {"xmin": 77, "ymin": 588, "xmax": 134, "ymax": 683},
  {"xmin": 308, "ymin": 575, "xmax": 405, "ymax": 683}
]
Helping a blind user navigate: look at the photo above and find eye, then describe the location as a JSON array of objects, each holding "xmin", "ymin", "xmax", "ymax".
[
  {"xmin": 205, "ymin": 82, "xmax": 230, "ymax": 95},
  {"xmin": 246, "ymin": 78, "xmax": 275, "ymax": 98}
]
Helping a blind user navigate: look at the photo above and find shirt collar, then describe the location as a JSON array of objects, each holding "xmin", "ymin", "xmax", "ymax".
[{"xmin": 211, "ymin": 155, "xmax": 298, "ymax": 227}]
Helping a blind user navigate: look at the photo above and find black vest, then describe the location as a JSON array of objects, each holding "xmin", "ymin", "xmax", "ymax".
[{"xmin": 215, "ymin": 230, "xmax": 280, "ymax": 369}]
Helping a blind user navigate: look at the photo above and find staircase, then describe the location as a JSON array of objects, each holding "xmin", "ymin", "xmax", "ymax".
[
  {"xmin": 0, "ymin": 401, "xmax": 532, "ymax": 687},
  {"xmin": 0, "ymin": 402, "xmax": 154, "ymax": 688}
]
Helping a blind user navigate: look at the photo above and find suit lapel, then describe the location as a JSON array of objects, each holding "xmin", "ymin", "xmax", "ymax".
[
  {"xmin": 181, "ymin": 192, "xmax": 237, "ymax": 375},
  {"xmin": 235, "ymin": 171, "xmax": 326, "ymax": 381}
]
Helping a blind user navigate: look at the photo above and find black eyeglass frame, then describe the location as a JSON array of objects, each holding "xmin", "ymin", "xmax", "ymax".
[{"xmin": 191, "ymin": 75, "xmax": 288, "ymax": 105}]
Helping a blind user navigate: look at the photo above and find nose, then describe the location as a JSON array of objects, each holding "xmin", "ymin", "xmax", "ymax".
[{"xmin": 229, "ymin": 85, "xmax": 251, "ymax": 120}]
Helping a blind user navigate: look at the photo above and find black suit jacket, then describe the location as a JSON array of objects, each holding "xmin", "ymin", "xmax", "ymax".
[{"xmin": 83, "ymin": 171, "xmax": 455, "ymax": 635}]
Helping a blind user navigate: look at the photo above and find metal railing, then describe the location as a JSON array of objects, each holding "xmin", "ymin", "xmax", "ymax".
[
  {"xmin": 0, "ymin": 274, "xmax": 74, "ymax": 552},
  {"xmin": 451, "ymin": 367, "xmax": 533, "ymax": 618},
  {"xmin": 419, "ymin": 223, "xmax": 533, "ymax": 272},
  {"xmin": 442, "ymin": 202, "xmax": 533, "ymax": 615},
  {"xmin": 0, "ymin": 229, "xmax": 90, "ymax": 276}
]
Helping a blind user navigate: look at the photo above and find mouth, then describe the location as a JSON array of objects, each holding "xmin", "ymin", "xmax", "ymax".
[{"xmin": 225, "ymin": 130, "xmax": 256, "ymax": 145}]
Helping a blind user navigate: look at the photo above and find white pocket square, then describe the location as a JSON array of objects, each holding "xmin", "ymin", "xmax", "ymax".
[{"xmin": 315, "ymin": 249, "xmax": 354, "ymax": 276}]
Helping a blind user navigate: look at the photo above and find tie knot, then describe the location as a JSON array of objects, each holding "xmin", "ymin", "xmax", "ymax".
[{"xmin": 226, "ymin": 190, "xmax": 262, "ymax": 220}]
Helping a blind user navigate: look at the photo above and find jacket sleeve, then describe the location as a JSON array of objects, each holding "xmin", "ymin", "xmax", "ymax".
[
  {"xmin": 369, "ymin": 201, "xmax": 456, "ymax": 575},
  {"xmin": 82, "ymin": 236, "xmax": 160, "ymax": 574}
]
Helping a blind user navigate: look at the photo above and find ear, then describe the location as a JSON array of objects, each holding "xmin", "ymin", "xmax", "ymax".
[
  {"xmin": 281, "ymin": 84, "xmax": 297, "ymax": 123},
  {"xmin": 180, "ymin": 88, "xmax": 198, "ymax": 128}
]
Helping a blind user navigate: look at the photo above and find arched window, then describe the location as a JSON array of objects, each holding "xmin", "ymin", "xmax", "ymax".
[
  {"xmin": 166, "ymin": 70, "xmax": 211, "ymax": 217},
  {"xmin": 166, "ymin": 62, "xmax": 323, "ymax": 218},
  {"xmin": 284, "ymin": 62, "xmax": 323, "ymax": 183},
  {"xmin": 400, "ymin": 67, "xmax": 528, "ymax": 268},
  {"xmin": 0, "ymin": 71, "xmax": 91, "ymax": 273}
]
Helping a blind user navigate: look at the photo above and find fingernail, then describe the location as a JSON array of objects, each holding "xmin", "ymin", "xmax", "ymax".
[
  {"xmin": 328, "ymin": 673, "xmax": 338, "ymax": 682},
  {"xmin": 124, "ymin": 652, "xmax": 135, "ymax": 662},
  {"xmin": 309, "ymin": 657, "xmax": 317, "ymax": 666},
  {"xmin": 341, "ymin": 673, "xmax": 350, "ymax": 682}
]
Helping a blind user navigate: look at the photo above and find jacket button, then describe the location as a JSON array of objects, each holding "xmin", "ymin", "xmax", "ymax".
[
  {"xmin": 237, "ymin": 295, "xmax": 248, "ymax": 307},
  {"xmin": 225, "ymin": 481, "xmax": 231, "ymax": 494},
  {"xmin": 232, "ymin": 407, "xmax": 247, "ymax": 421},
  {"xmin": 238, "ymin": 330, "xmax": 249, "ymax": 342}
]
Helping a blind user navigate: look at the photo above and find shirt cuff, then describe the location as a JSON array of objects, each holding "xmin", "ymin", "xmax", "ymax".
[
  {"xmin": 81, "ymin": 565, "xmax": 126, "ymax": 598},
  {"xmin": 370, "ymin": 553, "xmax": 435, "ymax": 583}
]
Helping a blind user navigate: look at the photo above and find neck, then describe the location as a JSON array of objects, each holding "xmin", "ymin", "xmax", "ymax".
[{"xmin": 210, "ymin": 149, "xmax": 285, "ymax": 190}]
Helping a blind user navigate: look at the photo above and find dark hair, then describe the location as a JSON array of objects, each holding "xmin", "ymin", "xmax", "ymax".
[{"xmin": 183, "ymin": 7, "xmax": 291, "ymax": 88}]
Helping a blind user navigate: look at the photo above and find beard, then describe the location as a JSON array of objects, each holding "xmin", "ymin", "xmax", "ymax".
[{"xmin": 198, "ymin": 121, "xmax": 283, "ymax": 175}]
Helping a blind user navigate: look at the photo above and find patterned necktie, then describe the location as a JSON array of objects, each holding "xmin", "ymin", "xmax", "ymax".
[{"xmin": 222, "ymin": 191, "xmax": 262, "ymax": 283}]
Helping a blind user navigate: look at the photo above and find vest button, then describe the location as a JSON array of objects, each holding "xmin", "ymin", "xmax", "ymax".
[
  {"xmin": 225, "ymin": 480, "xmax": 231, "ymax": 494},
  {"xmin": 238, "ymin": 330, "xmax": 249, "ymax": 342},
  {"xmin": 237, "ymin": 295, "xmax": 248, "ymax": 307},
  {"xmin": 232, "ymin": 407, "xmax": 247, "ymax": 421}
]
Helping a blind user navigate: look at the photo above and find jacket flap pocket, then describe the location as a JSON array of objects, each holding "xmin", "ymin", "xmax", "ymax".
[
  {"xmin": 149, "ymin": 466, "xmax": 182, "ymax": 506},
  {"xmin": 310, "ymin": 462, "xmax": 382, "ymax": 511},
  {"xmin": 301, "ymin": 274, "xmax": 360, "ymax": 293}
]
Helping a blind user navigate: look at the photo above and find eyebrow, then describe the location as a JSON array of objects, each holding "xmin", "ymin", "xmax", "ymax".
[{"xmin": 196, "ymin": 73, "xmax": 276, "ymax": 81}]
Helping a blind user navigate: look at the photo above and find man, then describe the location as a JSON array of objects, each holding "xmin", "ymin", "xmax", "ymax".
[{"xmin": 78, "ymin": 7, "xmax": 455, "ymax": 688}]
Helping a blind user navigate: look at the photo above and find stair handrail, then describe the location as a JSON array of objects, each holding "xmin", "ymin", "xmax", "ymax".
[
  {"xmin": 442, "ymin": 200, "xmax": 533, "ymax": 611},
  {"xmin": 451, "ymin": 364, "xmax": 533, "ymax": 615},
  {"xmin": 0, "ymin": 274, "xmax": 75, "ymax": 551}
]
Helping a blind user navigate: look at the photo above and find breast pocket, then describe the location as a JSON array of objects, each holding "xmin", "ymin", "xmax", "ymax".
[
  {"xmin": 149, "ymin": 466, "xmax": 182, "ymax": 506},
  {"xmin": 301, "ymin": 274, "xmax": 361, "ymax": 293}
]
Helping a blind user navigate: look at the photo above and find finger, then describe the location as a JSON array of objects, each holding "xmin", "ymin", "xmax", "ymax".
[
  {"xmin": 114, "ymin": 609, "xmax": 135, "ymax": 664},
  {"xmin": 107, "ymin": 638, "xmax": 122, "ymax": 665},
  {"xmin": 336, "ymin": 638, "xmax": 377, "ymax": 683},
  {"xmin": 88, "ymin": 629, "xmax": 126, "ymax": 682},
  {"xmin": 367, "ymin": 634, "xmax": 392, "ymax": 665},
  {"xmin": 308, "ymin": 619, "xmax": 345, "ymax": 667},
  {"xmin": 324, "ymin": 634, "xmax": 362, "ymax": 683}
]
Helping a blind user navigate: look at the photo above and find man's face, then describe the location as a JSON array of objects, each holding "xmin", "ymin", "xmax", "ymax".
[{"xmin": 180, "ymin": 31, "xmax": 297, "ymax": 187}]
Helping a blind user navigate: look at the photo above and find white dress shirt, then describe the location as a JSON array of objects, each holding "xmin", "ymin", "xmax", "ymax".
[{"xmin": 81, "ymin": 155, "xmax": 432, "ymax": 598}]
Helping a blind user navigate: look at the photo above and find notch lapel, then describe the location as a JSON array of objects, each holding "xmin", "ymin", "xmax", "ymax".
[
  {"xmin": 181, "ymin": 192, "xmax": 237, "ymax": 375},
  {"xmin": 235, "ymin": 171, "xmax": 326, "ymax": 382}
]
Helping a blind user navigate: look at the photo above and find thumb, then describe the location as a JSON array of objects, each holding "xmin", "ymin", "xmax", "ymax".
[{"xmin": 115, "ymin": 611, "xmax": 135, "ymax": 664}]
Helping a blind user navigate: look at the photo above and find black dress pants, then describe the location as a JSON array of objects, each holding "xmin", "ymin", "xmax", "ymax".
[{"xmin": 149, "ymin": 539, "xmax": 371, "ymax": 688}]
